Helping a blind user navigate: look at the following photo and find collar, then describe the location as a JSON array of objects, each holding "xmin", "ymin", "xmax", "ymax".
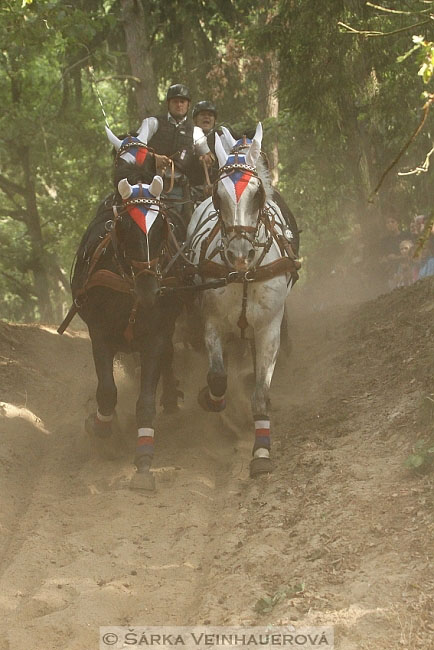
[{"xmin": 168, "ymin": 113, "xmax": 187, "ymax": 127}]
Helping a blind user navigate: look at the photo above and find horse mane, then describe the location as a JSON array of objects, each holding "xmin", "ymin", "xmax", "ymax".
[{"xmin": 256, "ymin": 155, "xmax": 273, "ymax": 202}]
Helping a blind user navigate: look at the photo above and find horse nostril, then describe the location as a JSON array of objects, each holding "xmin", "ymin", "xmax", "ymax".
[
  {"xmin": 248, "ymin": 249, "xmax": 255, "ymax": 262},
  {"xmin": 227, "ymin": 251, "xmax": 235, "ymax": 264}
]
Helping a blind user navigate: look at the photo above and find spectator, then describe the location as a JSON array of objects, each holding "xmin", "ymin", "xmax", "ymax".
[
  {"xmin": 378, "ymin": 216, "xmax": 410, "ymax": 289},
  {"xmin": 393, "ymin": 239, "xmax": 418, "ymax": 287},
  {"xmin": 415, "ymin": 216, "xmax": 434, "ymax": 279},
  {"xmin": 410, "ymin": 214, "xmax": 427, "ymax": 240},
  {"xmin": 418, "ymin": 247, "xmax": 434, "ymax": 278}
]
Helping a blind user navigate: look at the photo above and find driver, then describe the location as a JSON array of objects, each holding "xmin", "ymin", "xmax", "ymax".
[{"xmin": 137, "ymin": 84, "xmax": 214, "ymax": 228}]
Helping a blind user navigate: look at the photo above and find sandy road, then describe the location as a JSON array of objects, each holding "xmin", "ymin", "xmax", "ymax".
[
  {"xmin": 1, "ymin": 279, "xmax": 433, "ymax": 649},
  {"xmin": 0, "ymin": 325, "xmax": 259, "ymax": 649}
]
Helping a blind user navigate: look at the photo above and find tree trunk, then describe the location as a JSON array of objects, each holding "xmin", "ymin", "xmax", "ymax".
[
  {"xmin": 182, "ymin": 16, "xmax": 198, "ymax": 99},
  {"xmin": 257, "ymin": 8, "xmax": 279, "ymax": 185},
  {"xmin": 342, "ymin": 103, "xmax": 384, "ymax": 250},
  {"xmin": 20, "ymin": 146, "xmax": 54, "ymax": 322},
  {"xmin": 120, "ymin": 0, "xmax": 159, "ymax": 122}
]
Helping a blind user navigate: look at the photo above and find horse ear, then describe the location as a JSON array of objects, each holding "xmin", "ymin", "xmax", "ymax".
[
  {"xmin": 118, "ymin": 178, "xmax": 133, "ymax": 199},
  {"xmin": 220, "ymin": 126, "xmax": 237, "ymax": 153},
  {"xmin": 245, "ymin": 122, "xmax": 262, "ymax": 167},
  {"xmin": 149, "ymin": 175, "xmax": 163, "ymax": 198},
  {"xmin": 215, "ymin": 133, "xmax": 228, "ymax": 168},
  {"xmin": 105, "ymin": 125, "xmax": 122, "ymax": 151},
  {"xmin": 136, "ymin": 119, "xmax": 149, "ymax": 144}
]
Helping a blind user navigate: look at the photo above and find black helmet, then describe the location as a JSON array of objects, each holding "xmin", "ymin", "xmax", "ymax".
[
  {"xmin": 193, "ymin": 100, "xmax": 217, "ymax": 119},
  {"xmin": 166, "ymin": 84, "xmax": 191, "ymax": 101}
]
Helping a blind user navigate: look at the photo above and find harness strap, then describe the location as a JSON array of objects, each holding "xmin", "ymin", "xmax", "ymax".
[
  {"xmin": 81, "ymin": 269, "xmax": 133, "ymax": 294},
  {"xmin": 199, "ymin": 221, "xmax": 222, "ymax": 265},
  {"xmin": 199, "ymin": 257, "xmax": 297, "ymax": 282},
  {"xmin": 162, "ymin": 223, "xmax": 197, "ymax": 275},
  {"xmin": 201, "ymin": 157, "xmax": 212, "ymax": 189},
  {"xmin": 154, "ymin": 155, "xmax": 176, "ymax": 194},
  {"xmin": 86, "ymin": 233, "xmax": 112, "ymax": 280},
  {"xmin": 237, "ymin": 280, "xmax": 249, "ymax": 338},
  {"xmin": 124, "ymin": 298, "xmax": 140, "ymax": 344},
  {"xmin": 57, "ymin": 303, "xmax": 79, "ymax": 335}
]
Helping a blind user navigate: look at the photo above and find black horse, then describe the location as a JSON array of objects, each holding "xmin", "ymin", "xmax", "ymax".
[{"xmin": 71, "ymin": 173, "xmax": 182, "ymax": 491}]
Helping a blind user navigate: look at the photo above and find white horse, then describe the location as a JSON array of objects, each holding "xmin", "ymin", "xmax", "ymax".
[{"xmin": 186, "ymin": 123, "xmax": 300, "ymax": 477}]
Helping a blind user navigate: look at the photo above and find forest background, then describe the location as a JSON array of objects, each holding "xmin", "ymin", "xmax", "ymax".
[{"xmin": 0, "ymin": 0, "xmax": 433, "ymax": 322}]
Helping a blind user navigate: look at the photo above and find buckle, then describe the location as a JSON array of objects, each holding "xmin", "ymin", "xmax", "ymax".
[
  {"xmin": 74, "ymin": 296, "xmax": 86, "ymax": 308},
  {"xmin": 226, "ymin": 271, "xmax": 239, "ymax": 283}
]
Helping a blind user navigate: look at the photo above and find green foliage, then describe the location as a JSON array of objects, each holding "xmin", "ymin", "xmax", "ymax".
[
  {"xmin": 0, "ymin": 0, "xmax": 121, "ymax": 320},
  {"xmin": 1, "ymin": 0, "xmax": 433, "ymax": 320},
  {"xmin": 406, "ymin": 393, "xmax": 434, "ymax": 472},
  {"xmin": 254, "ymin": 583, "xmax": 304, "ymax": 615},
  {"xmin": 406, "ymin": 437, "xmax": 434, "ymax": 472},
  {"xmin": 404, "ymin": 35, "xmax": 434, "ymax": 84}
]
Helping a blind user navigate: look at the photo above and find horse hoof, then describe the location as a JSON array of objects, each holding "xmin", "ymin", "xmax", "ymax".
[
  {"xmin": 197, "ymin": 386, "xmax": 226, "ymax": 412},
  {"xmin": 85, "ymin": 413, "xmax": 112, "ymax": 437},
  {"xmin": 163, "ymin": 403, "xmax": 180, "ymax": 414},
  {"xmin": 250, "ymin": 456, "xmax": 273, "ymax": 478},
  {"xmin": 161, "ymin": 387, "xmax": 184, "ymax": 414},
  {"xmin": 130, "ymin": 469, "xmax": 156, "ymax": 492},
  {"xmin": 85, "ymin": 414, "xmax": 119, "ymax": 460}
]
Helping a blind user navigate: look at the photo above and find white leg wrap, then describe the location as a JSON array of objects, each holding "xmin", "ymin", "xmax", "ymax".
[
  {"xmin": 97, "ymin": 409, "xmax": 113, "ymax": 422},
  {"xmin": 253, "ymin": 447, "xmax": 270, "ymax": 459},
  {"xmin": 138, "ymin": 427, "xmax": 155, "ymax": 438},
  {"xmin": 209, "ymin": 390, "xmax": 225, "ymax": 403},
  {"xmin": 255, "ymin": 420, "xmax": 270, "ymax": 431}
]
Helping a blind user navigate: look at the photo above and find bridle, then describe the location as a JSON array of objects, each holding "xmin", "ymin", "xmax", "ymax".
[
  {"xmin": 110, "ymin": 190, "xmax": 167, "ymax": 285},
  {"xmin": 187, "ymin": 153, "xmax": 300, "ymax": 339},
  {"xmin": 210, "ymin": 159, "xmax": 269, "ymax": 271}
]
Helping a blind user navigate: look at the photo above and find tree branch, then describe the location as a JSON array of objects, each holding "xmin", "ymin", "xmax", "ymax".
[
  {"xmin": 413, "ymin": 211, "xmax": 434, "ymax": 258},
  {"xmin": 398, "ymin": 143, "xmax": 434, "ymax": 175},
  {"xmin": 94, "ymin": 74, "xmax": 142, "ymax": 84},
  {"xmin": 0, "ymin": 270, "xmax": 32, "ymax": 295},
  {"xmin": 338, "ymin": 18, "xmax": 432, "ymax": 38},
  {"xmin": 0, "ymin": 173, "xmax": 25, "ymax": 197},
  {"xmin": 366, "ymin": 2, "xmax": 433, "ymax": 16},
  {"xmin": 0, "ymin": 209, "xmax": 28, "ymax": 221},
  {"xmin": 370, "ymin": 94, "xmax": 434, "ymax": 199}
]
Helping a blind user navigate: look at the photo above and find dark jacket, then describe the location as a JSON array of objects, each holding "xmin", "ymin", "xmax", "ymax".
[{"xmin": 148, "ymin": 115, "xmax": 195, "ymax": 176}]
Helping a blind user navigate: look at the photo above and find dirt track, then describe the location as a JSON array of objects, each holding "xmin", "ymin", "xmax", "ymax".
[{"xmin": 0, "ymin": 278, "xmax": 433, "ymax": 650}]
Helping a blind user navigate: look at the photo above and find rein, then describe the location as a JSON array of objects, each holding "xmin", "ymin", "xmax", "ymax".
[{"xmin": 115, "ymin": 138, "xmax": 177, "ymax": 195}]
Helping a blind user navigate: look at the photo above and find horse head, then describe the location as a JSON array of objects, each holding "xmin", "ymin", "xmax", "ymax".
[
  {"xmin": 106, "ymin": 124, "xmax": 156, "ymax": 195},
  {"xmin": 214, "ymin": 123, "xmax": 266, "ymax": 271},
  {"xmin": 116, "ymin": 175, "xmax": 165, "ymax": 308}
]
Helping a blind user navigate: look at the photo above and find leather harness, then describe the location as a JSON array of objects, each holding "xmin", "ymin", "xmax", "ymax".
[
  {"xmin": 187, "ymin": 160, "xmax": 301, "ymax": 337},
  {"xmin": 58, "ymin": 161, "xmax": 300, "ymax": 341}
]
